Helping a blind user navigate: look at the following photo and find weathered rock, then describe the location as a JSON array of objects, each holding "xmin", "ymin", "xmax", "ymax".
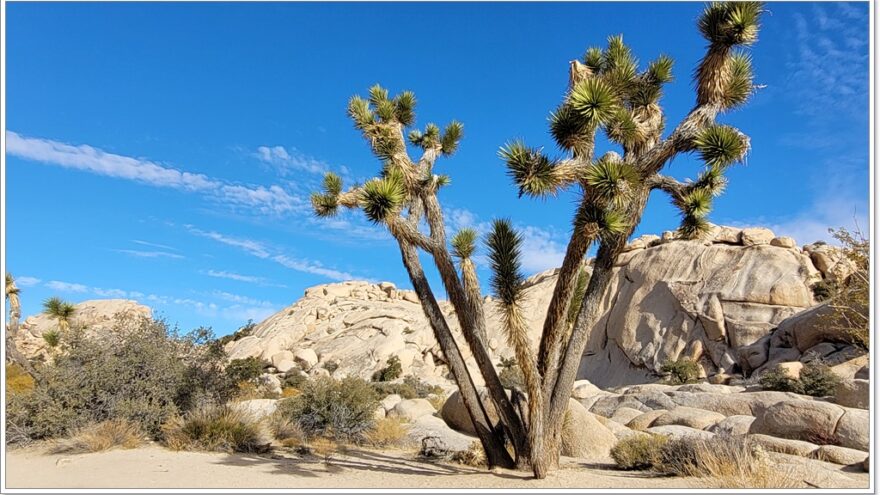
[
  {"xmin": 609, "ymin": 407, "xmax": 644, "ymax": 425},
  {"xmin": 275, "ymin": 359, "xmax": 297, "ymax": 374},
  {"xmin": 388, "ymin": 399, "xmax": 435, "ymax": 421},
  {"xmin": 646, "ymin": 425, "xmax": 715, "ymax": 440},
  {"xmin": 652, "ymin": 407, "xmax": 726, "ymax": 430},
  {"xmin": 380, "ymin": 394, "xmax": 403, "ymax": 412},
  {"xmin": 571, "ymin": 380, "xmax": 601, "ymax": 399},
  {"xmin": 741, "ymin": 227, "xmax": 775, "ymax": 246},
  {"xmin": 834, "ymin": 379, "xmax": 869, "ymax": 409},
  {"xmin": 713, "ymin": 226, "xmax": 742, "ymax": 244},
  {"xmin": 813, "ymin": 445, "xmax": 869, "ymax": 467},
  {"xmin": 707, "ymin": 415, "xmax": 755, "ymax": 435},
  {"xmin": 774, "ymin": 361, "xmax": 804, "ymax": 379},
  {"xmin": 771, "ymin": 236, "xmax": 797, "ymax": 248},
  {"xmin": 561, "ymin": 399, "xmax": 617, "ymax": 460},
  {"xmin": 589, "ymin": 395, "xmax": 650, "ymax": 417},
  {"xmin": 440, "ymin": 389, "xmax": 499, "ymax": 436},
  {"xmin": 835, "ymin": 408, "xmax": 869, "ymax": 451},
  {"xmin": 259, "ymin": 374, "xmax": 282, "ymax": 395},
  {"xmin": 748, "ymin": 434, "xmax": 818, "ymax": 457},
  {"xmin": 626, "ymin": 410, "xmax": 668, "ymax": 431},
  {"xmin": 408, "ymin": 415, "xmax": 474, "ymax": 455},
  {"xmin": 749, "ymin": 399, "xmax": 844, "ymax": 443},
  {"xmin": 766, "ymin": 451, "xmax": 868, "ymax": 488},
  {"xmin": 293, "ymin": 349, "xmax": 319, "ymax": 370}
]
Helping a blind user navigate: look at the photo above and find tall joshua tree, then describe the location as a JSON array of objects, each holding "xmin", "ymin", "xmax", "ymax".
[
  {"xmin": 312, "ymin": 2, "xmax": 762, "ymax": 478},
  {"xmin": 42, "ymin": 296, "xmax": 76, "ymax": 334},
  {"xmin": 493, "ymin": 1, "xmax": 762, "ymax": 470}
]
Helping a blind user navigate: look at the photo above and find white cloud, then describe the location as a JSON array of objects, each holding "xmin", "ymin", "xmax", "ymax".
[
  {"xmin": 92, "ymin": 287, "xmax": 129, "ymax": 298},
  {"xmin": 518, "ymin": 226, "xmax": 567, "ymax": 274},
  {"xmin": 14, "ymin": 276, "xmax": 41, "ymax": 287},
  {"xmin": 45, "ymin": 281, "xmax": 89, "ymax": 293},
  {"xmin": 132, "ymin": 239, "xmax": 178, "ymax": 251},
  {"xmin": 272, "ymin": 254, "xmax": 354, "ymax": 282},
  {"xmin": 255, "ymin": 146, "xmax": 329, "ymax": 175},
  {"xmin": 6, "ymin": 131, "xmax": 301, "ymax": 216},
  {"xmin": 204, "ymin": 270, "xmax": 263, "ymax": 284},
  {"xmin": 115, "ymin": 249, "xmax": 185, "ymax": 259},
  {"xmin": 186, "ymin": 226, "xmax": 272, "ymax": 258}
]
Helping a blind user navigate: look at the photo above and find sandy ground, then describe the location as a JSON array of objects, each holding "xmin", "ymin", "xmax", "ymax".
[{"xmin": 6, "ymin": 444, "xmax": 870, "ymax": 490}]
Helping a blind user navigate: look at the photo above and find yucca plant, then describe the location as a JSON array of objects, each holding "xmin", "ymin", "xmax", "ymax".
[
  {"xmin": 492, "ymin": 2, "xmax": 762, "ymax": 474},
  {"xmin": 43, "ymin": 296, "xmax": 77, "ymax": 334},
  {"xmin": 5, "ymin": 273, "xmax": 36, "ymax": 377}
]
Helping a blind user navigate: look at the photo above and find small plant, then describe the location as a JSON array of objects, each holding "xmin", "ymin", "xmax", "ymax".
[
  {"xmin": 266, "ymin": 411, "xmax": 306, "ymax": 447},
  {"xmin": 611, "ymin": 434, "xmax": 669, "ymax": 470},
  {"xmin": 372, "ymin": 356, "xmax": 403, "ymax": 382},
  {"xmin": 362, "ymin": 417, "xmax": 409, "ymax": 448},
  {"xmin": 162, "ymin": 405, "xmax": 268, "ymax": 453},
  {"xmin": 282, "ymin": 369, "xmax": 308, "ymax": 390},
  {"xmin": 49, "ymin": 419, "xmax": 143, "ymax": 454},
  {"xmin": 42, "ymin": 330, "xmax": 61, "ymax": 348},
  {"xmin": 281, "ymin": 387, "xmax": 301, "ymax": 398},
  {"xmin": 810, "ymin": 280, "xmax": 836, "ymax": 301},
  {"xmin": 216, "ymin": 320, "xmax": 255, "ymax": 347},
  {"xmin": 661, "ymin": 358, "xmax": 701, "ymax": 385},
  {"xmin": 759, "ymin": 367, "xmax": 802, "ymax": 393},
  {"xmin": 278, "ymin": 376, "xmax": 379, "ymax": 441},
  {"xmin": 449, "ymin": 441, "xmax": 487, "ymax": 467},
  {"xmin": 322, "ymin": 361, "xmax": 340, "ymax": 374},
  {"xmin": 225, "ymin": 357, "xmax": 269, "ymax": 384},
  {"xmin": 799, "ymin": 363, "xmax": 841, "ymax": 397},
  {"xmin": 371, "ymin": 375, "xmax": 443, "ymax": 399}
]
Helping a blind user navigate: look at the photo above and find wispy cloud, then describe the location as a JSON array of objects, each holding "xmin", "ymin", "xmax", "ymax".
[
  {"xmin": 14, "ymin": 276, "xmax": 41, "ymax": 287},
  {"xmin": 203, "ymin": 269, "xmax": 286, "ymax": 287},
  {"xmin": 255, "ymin": 146, "xmax": 331, "ymax": 176},
  {"xmin": 186, "ymin": 225, "xmax": 356, "ymax": 281},
  {"xmin": 114, "ymin": 249, "xmax": 185, "ymax": 259},
  {"xmin": 45, "ymin": 280, "xmax": 89, "ymax": 293},
  {"xmin": 132, "ymin": 239, "xmax": 179, "ymax": 251},
  {"xmin": 6, "ymin": 131, "xmax": 302, "ymax": 216}
]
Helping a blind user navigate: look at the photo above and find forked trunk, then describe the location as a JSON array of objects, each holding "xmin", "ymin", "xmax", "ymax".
[{"xmin": 398, "ymin": 242, "xmax": 515, "ymax": 468}]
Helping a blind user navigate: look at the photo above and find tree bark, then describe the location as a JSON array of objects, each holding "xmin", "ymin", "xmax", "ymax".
[{"xmin": 397, "ymin": 242, "xmax": 515, "ymax": 468}]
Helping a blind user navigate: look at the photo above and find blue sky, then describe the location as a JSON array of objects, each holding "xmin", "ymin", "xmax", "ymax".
[{"xmin": 4, "ymin": 2, "xmax": 870, "ymax": 335}]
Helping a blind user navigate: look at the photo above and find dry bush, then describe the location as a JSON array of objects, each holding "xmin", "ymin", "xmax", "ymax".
[
  {"xmin": 266, "ymin": 411, "xmax": 306, "ymax": 447},
  {"xmin": 611, "ymin": 434, "xmax": 669, "ymax": 470},
  {"xmin": 449, "ymin": 441, "xmax": 486, "ymax": 467},
  {"xmin": 162, "ymin": 405, "xmax": 268, "ymax": 453},
  {"xmin": 307, "ymin": 436, "xmax": 342, "ymax": 461},
  {"xmin": 49, "ymin": 419, "xmax": 143, "ymax": 454},
  {"xmin": 362, "ymin": 417, "xmax": 409, "ymax": 448},
  {"xmin": 661, "ymin": 358, "xmax": 701, "ymax": 385},
  {"xmin": 281, "ymin": 387, "xmax": 301, "ymax": 398},
  {"xmin": 685, "ymin": 436, "xmax": 799, "ymax": 488},
  {"xmin": 5, "ymin": 363, "xmax": 35, "ymax": 396},
  {"xmin": 278, "ymin": 376, "xmax": 379, "ymax": 442}
]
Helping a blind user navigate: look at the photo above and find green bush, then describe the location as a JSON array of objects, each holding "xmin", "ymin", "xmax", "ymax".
[
  {"xmin": 162, "ymin": 405, "xmax": 267, "ymax": 453},
  {"xmin": 799, "ymin": 363, "xmax": 841, "ymax": 397},
  {"xmin": 371, "ymin": 375, "xmax": 443, "ymax": 399},
  {"xmin": 6, "ymin": 316, "xmax": 233, "ymax": 444},
  {"xmin": 216, "ymin": 320, "xmax": 255, "ymax": 347},
  {"xmin": 661, "ymin": 358, "xmax": 701, "ymax": 385},
  {"xmin": 282, "ymin": 368, "xmax": 308, "ymax": 390},
  {"xmin": 225, "ymin": 357, "xmax": 269, "ymax": 384},
  {"xmin": 371, "ymin": 356, "xmax": 402, "ymax": 382},
  {"xmin": 611, "ymin": 434, "xmax": 669, "ymax": 470},
  {"xmin": 758, "ymin": 367, "xmax": 802, "ymax": 393},
  {"xmin": 42, "ymin": 330, "xmax": 61, "ymax": 348},
  {"xmin": 278, "ymin": 376, "xmax": 379, "ymax": 441}
]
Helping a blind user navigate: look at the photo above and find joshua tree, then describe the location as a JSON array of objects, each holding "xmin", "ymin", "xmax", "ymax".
[
  {"xmin": 5, "ymin": 273, "xmax": 36, "ymax": 376},
  {"xmin": 492, "ymin": 1, "xmax": 762, "ymax": 471},
  {"xmin": 42, "ymin": 296, "xmax": 76, "ymax": 335},
  {"xmin": 312, "ymin": 2, "xmax": 762, "ymax": 477}
]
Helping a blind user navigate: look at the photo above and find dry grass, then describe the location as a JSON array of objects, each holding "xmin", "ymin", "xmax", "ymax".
[
  {"xmin": 671, "ymin": 436, "xmax": 799, "ymax": 489},
  {"xmin": 280, "ymin": 387, "xmax": 301, "ymax": 398},
  {"xmin": 449, "ymin": 441, "xmax": 486, "ymax": 467},
  {"xmin": 162, "ymin": 405, "xmax": 269, "ymax": 453},
  {"xmin": 307, "ymin": 437, "xmax": 342, "ymax": 461},
  {"xmin": 5, "ymin": 364, "xmax": 35, "ymax": 396},
  {"xmin": 362, "ymin": 417, "xmax": 410, "ymax": 448},
  {"xmin": 49, "ymin": 420, "xmax": 143, "ymax": 454},
  {"xmin": 611, "ymin": 434, "xmax": 669, "ymax": 470}
]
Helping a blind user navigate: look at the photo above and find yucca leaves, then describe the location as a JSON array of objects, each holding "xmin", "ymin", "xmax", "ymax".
[
  {"xmin": 699, "ymin": 2, "xmax": 762, "ymax": 46},
  {"xmin": 693, "ymin": 125, "xmax": 747, "ymax": 167},
  {"xmin": 680, "ymin": 188, "xmax": 713, "ymax": 217},
  {"xmin": 550, "ymin": 103, "xmax": 592, "ymax": 152},
  {"xmin": 584, "ymin": 47, "xmax": 604, "ymax": 72},
  {"xmin": 722, "ymin": 52, "xmax": 754, "ymax": 108},
  {"xmin": 500, "ymin": 141, "xmax": 560, "ymax": 197},
  {"xmin": 369, "ymin": 84, "xmax": 389, "ymax": 106},
  {"xmin": 647, "ymin": 55, "xmax": 674, "ymax": 84},
  {"xmin": 323, "ymin": 172, "xmax": 343, "ymax": 196},
  {"xmin": 408, "ymin": 129, "xmax": 424, "ymax": 146},
  {"xmin": 348, "ymin": 96, "xmax": 374, "ymax": 130},
  {"xmin": 574, "ymin": 204, "xmax": 630, "ymax": 240},
  {"xmin": 359, "ymin": 169, "xmax": 406, "ymax": 223},
  {"xmin": 394, "ymin": 91, "xmax": 417, "ymax": 127},
  {"xmin": 570, "ymin": 78, "xmax": 619, "ymax": 127},
  {"xmin": 376, "ymin": 99, "xmax": 396, "ymax": 123},
  {"xmin": 311, "ymin": 192, "xmax": 339, "ymax": 217},
  {"xmin": 433, "ymin": 174, "xmax": 451, "ymax": 189},
  {"xmin": 451, "ymin": 228, "xmax": 478, "ymax": 260},
  {"xmin": 694, "ymin": 166, "xmax": 728, "ymax": 196},
  {"xmin": 441, "ymin": 121, "xmax": 464, "ymax": 155},
  {"xmin": 583, "ymin": 157, "xmax": 639, "ymax": 207},
  {"xmin": 678, "ymin": 214, "xmax": 712, "ymax": 240},
  {"xmin": 605, "ymin": 109, "xmax": 640, "ymax": 148},
  {"xmin": 487, "ymin": 219, "xmax": 525, "ymax": 307},
  {"xmin": 43, "ymin": 296, "xmax": 75, "ymax": 320}
]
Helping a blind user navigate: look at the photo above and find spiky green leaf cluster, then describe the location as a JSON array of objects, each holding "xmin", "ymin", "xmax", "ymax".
[
  {"xmin": 678, "ymin": 214, "xmax": 712, "ymax": 240},
  {"xmin": 441, "ymin": 121, "xmax": 464, "ymax": 155},
  {"xmin": 359, "ymin": 170, "xmax": 406, "ymax": 223},
  {"xmin": 679, "ymin": 188, "xmax": 713, "ymax": 217},
  {"xmin": 574, "ymin": 204, "xmax": 630, "ymax": 241},
  {"xmin": 451, "ymin": 228, "xmax": 478, "ymax": 260},
  {"xmin": 570, "ymin": 78, "xmax": 619, "ymax": 127},
  {"xmin": 605, "ymin": 109, "xmax": 640, "ymax": 148},
  {"xmin": 584, "ymin": 47, "xmax": 604, "ymax": 72},
  {"xmin": 487, "ymin": 219, "xmax": 525, "ymax": 307},
  {"xmin": 500, "ymin": 141, "xmax": 560, "ymax": 197},
  {"xmin": 694, "ymin": 166, "xmax": 728, "ymax": 197},
  {"xmin": 393, "ymin": 91, "xmax": 417, "ymax": 127},
  {"xmin": 43, "ymin": 296, "xmax": 75, "ymax": 320},
  {"xmin": 310, "ymin": 172, "xmax": 345, "ymax": 217},
  {"xmin": 722, "ymin": 52, "xmax": 754, "ymax": 108},
  {"xmin": 699, "ymin": 2, "xmax": 762, "ymax": 46},
  {"xmin": 348, "ymin": 96, "xmax": 374, "ymax": 130},
  {"xmin": 693, "ymin": 125, "xmax": 747, "ymax": 167},
  {"xmin": 583, "ymin": 157, "xmax": 639, "ymax": 207}
]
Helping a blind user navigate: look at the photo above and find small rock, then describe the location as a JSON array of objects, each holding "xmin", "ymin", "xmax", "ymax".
[
  {"xmin": 389, "ymin": 399, "xmax": 436, "ymax": 421},
  {"xmin": 741, "ymin": 227, "xmax": 775, "ymax": 246},
  {"xmin": 707, "ymin": 415, "xmax": 755, "ymax": 436},
  {"xmin": 626, "ymin": 410, "xmax": 668, "ymax": 431},
  {"xmin": 812, "ymin": 445, "xmax": 869, "ymax": 467},
  {"xmin": 833, "ymin": 379, "xmax": 869, "ymax": 409},
  {"xmin": 653, "ymin": 406, "xmax": 726, "ymax": 430},
  {"xmin": 647, "ymin": 425, "xmax": 715, "ymax": 440},
  {"xmin": 293, "ymin": 349, "xmax": 319, "ymax": 370},
  {"xmin": 770, "ymin": 236, "xmax": 797, "ymax": 248}
]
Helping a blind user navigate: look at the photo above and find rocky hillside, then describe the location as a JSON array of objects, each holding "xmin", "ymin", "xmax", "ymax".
[{"xmin": 223, "ymin": 225, "xmax": 859, "ymax": 388}]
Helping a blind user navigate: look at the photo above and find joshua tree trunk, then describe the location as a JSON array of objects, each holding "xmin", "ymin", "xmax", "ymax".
[{"xmin": 398, "ymin": 242, "xmax": 515, "ymax": 468}]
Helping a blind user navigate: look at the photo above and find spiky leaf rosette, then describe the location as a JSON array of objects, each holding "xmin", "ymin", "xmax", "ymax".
[
  {"xmin": 432, "ymin": 174, "xmax": 451, "ymax": 190},
  {"xmin": 550, "ymin": 103, "xmax": 595, "ymax": 156},
  {"xmin": 693, "ymin": 125, "xmax": 747, "ymax": 167},
  {"xmin": 722, "ymin": 52, "xmax": 754, "ymax": 108},
  {"xmin": 440, "ymin": 121, "xmax": 464, "ymax": 155},
  {"xmin": 500, "ymin": 141, "xmax": 559, "ymax": 197},
  {"xmin": 605, "ymin": 108, "xmax": 640, "ymax": 148},
  {"xmin": 369, "ymin": 84, "xmax": 389, "ymax": 105},
  {"xmin": 372, "ymin": 125, "xmax": 406, "ymax": 161},
  {"xmin": 678, "ymin": 213, "xmax": 712, "ymax": 240},
  {"xmin": 584, "ymin": 47, "xmax": 604, "ymax": 72},
  {"xmin": 393, "ymin": 91, "xmax": 416, "ymax": 127},
  {"xmin": 570, "ymin": 78, "xmax": 619, "ymax": 127},
  {"xmin": 575, "ymin": 204, "xmax": 629, "ymax": 241},
  {"xmin": 694, "ymin": 166, "xmax": 728, "ymax": 197},
  {"xmin": 323, "ymin": 172, "xmax": 343, "ymax": 196},
  {"xmin": 647, "ymin": 54, "xmax": 674, "ymax": 84},
  {"xmin": 348, "ymin": 96, "xmax": 374, "ymax": 130},
  {"xmin": 699, "ymin": 2, "xmax": 762, "ymax": 47},
  {"xmin": 678, "ymin": 188, "xmax": 713, "ymax": 218},
  {"xmin": 43, "ymin": 296, "xmax": 75, "ymax": 319},
  {"xmin": 359, "ymin": 170, "xmax": 406, "ymax": 223},
  {"xmin": 451, "ymin": 228, "xmax": 478, "ymax": 260},
  {"xmin": 583, "ymin": 157, "xmax": 639, "ymax": 207},
  {"xmin": 487, "ymin": 219, "xmax": 525, "ymax": 307},
  {"xmin": 5, "ymin": 273, "xmax": 20, "ymax": 296},
  {"xmin": 311, "ymin": 192, "xmax": 339, "ymax": 217},
  {"xmin": 407, "ymin": 129, "xmax": 423, "ymax": 146}
]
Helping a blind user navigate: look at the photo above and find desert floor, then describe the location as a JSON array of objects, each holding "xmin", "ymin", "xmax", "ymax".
[{"xmin": 6, "ymin": 444, "xmax": 870, "ymax": 490}]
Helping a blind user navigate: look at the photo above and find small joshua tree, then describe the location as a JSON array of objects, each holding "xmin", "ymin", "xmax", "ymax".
[{"xmin": 313, "ymin": 2, "xmax": 763, "ymax": 478}]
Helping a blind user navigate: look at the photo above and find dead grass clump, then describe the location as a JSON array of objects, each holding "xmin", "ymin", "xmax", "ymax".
[
  {"xmin": 49, "ymin": 419, "xmax": 143, "ymax": 454},
  {"xmin": 162, "ymin": 405, "xmax": 268, "ymax": 453},
  {"xmin": 362, "ymin": 417, "xmax": 409, "ymax": 448},
  {"xmin": 667, "ymin": 436, "xmax": 799, "ymax": 488},
  {"xmin": 449, "ymin": 441, "xmax": 486, "ymax": 467},
  {"xmin": 610, "ymin": 434, "xmax": 668, "ymax": 470}
]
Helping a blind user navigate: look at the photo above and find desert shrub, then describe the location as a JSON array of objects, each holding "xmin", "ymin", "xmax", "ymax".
[
  {"xmin": 372, "ymin": 356, "xmax": 403, "ymax": 382},
  {"xmin": 266, "ymin": 411, "xmax": 306, "ymax": 446},
  {"xmin": 225, "ymin": 357, "xmax": 269, "ymax": 384},
  {"xmin": 322, "ymin": 361, "xmax": 340, "ymax": 374},
  {"xmin": 820, "ymin": 227, "xmax": 869, "ymax": 349},
  {"xmin": 362, "ymin": 417, "xmax": 409, "ymax": 448},
  {"xmin": 661, "ymin": 358, "xmax": 701, "ymax": 385},
  {"xmin": 449, "ymin": 441, "xmax": 486, "ymax": 467},
  {"xmin": 799, "ymin": 363, "xmax": 841, "ymax": 397},
  {"xmin": 810, "ymin": 280, "xmax": 836, "ymax": 301},
  {"xmin": 282, "ymin": 369, "xmax": 308, "ymax": 390},
  {"xmin": 162, "ymin": 405, "xmax": 267, "ymax": 453},
  {"xmin": 371, "ymin": 375, "xmax": 443, "ymax": 399},
  {"xmin": 758, "ymin": 367, "xmax": 802, "ymax": 393},
  {"xmin": 42, "ymin": 330, "xmax": 61, "ymax": 348},
  {"xmin": 6, "ymin": 316, "xmax": 233, "ymax": 443},
  {"xmin": 49, "ymin": 419, "xmax": 143, "ymax": 454},
  {"xmin": 654, "ymin": 437, "xmax": 702, "ymax": 475},
  {"xmin": 611, "ymin": 434, "xmax": 669, "ymax": 470},
  {"xmin": 216, "ymin": 320, "xmax": 255, "ymax": 347},
  {"xmin": 278, "ymin": 376, "xmax": 379, "ymax": 441},
  {"xmin": 5, "ymin": 363, "xmax": 35, "ymax": 396}
]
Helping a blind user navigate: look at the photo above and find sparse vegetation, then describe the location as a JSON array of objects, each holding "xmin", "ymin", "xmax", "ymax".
[
  {"xmin": 372, "ymin": 356, "xmax": 403, "ymax": 382},
  {"xmin": 450, "ymin": 441, "xmax": 487, "ymax": 467},
  {"xmin": 322, "ymin": 361, "xmax": 340, "ymax": 374},
  {"xmin": 661, "ymin": 358, "xmax": 701, "ymax": 385},
  {"xmin": 758, "ymin": 367, "xmax": 802, "ymax": 393},
  {"xmin": 162, "ymin": 405, "xmax": 267, "ymax": 453},
  {"xmin": 5, "ymin": 363, "xmax": 35, "ymax": 396},
  {"xmin": 371, "ymin": 375, "xmax": 444, "ymax": 400},
  {"xmin": 820, "ymin": 227, "xmax": 869, "ymax": 349},
  {"xmin": 216, "ymin": 320, "xmax": 255, "ymax": 347},
  {"xmin": 225, "ymin": 357, "xmax": 269, "ymax": 384},
  {"xmin": 278, "ymin": 376, "xmax": 379, "ymax": 442},
  {"xmin": 759, "ymin": 362, "xmax": 840, "ymax": 397},
  {"xmin": 363, "ymin": 417, "xmax": 409, "ymax": 448},
  {"xmin": 49, "ymin": 419, "xmax": 143, "ymax": 454},
  {"xmin": 42, "ymin": 330, "xmax": 61, "ymax": 348},
  {"xmin": 611, "ymin": 434, "xmax": 669, "ymax": 470}
]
